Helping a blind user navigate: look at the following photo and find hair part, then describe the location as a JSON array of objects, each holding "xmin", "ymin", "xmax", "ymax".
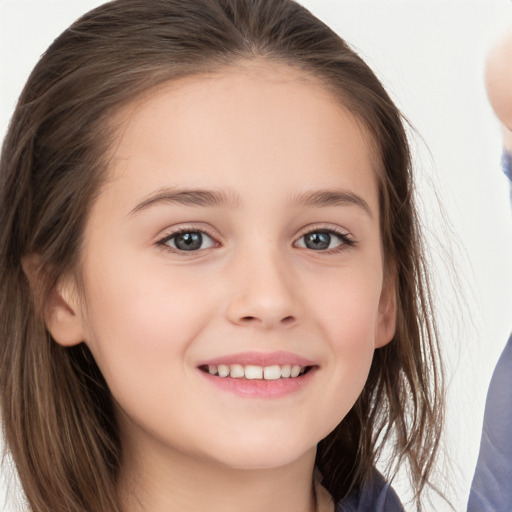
[{"xmin": 0, "ymin": 1, "xmax": 444, "ymax": 510}]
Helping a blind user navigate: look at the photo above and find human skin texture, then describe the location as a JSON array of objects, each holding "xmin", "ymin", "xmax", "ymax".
[
  {"xmin": 45, "ymin": 61, "xmax": 396, "ymax": 512},
  {"xmin": 486, "ymin": 18, "xmax": 512, "ymax": 148}
]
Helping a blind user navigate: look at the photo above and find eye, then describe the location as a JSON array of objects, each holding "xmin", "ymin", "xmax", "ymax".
[
  {"xmin": 294, "ymin": 229, "xmax": 353, "ymax": 251},
  {"xmin": 159, "ymin": 230, "xmax": 217, "ymax": 252}
]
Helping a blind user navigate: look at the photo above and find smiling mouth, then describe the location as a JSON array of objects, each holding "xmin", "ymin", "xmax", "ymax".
[{"xmin": 199, "ymin": 364, "xmax": 313, "ymax": 380}]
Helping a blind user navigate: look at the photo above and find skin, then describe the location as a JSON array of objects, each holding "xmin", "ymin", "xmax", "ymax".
[
  {"xmin": 485, "ymin": 17, "xmax": 512, "ymax": 149},
  {"xmin": 45, "ymin": 61, "xmax": 396, "ymax": 512}
]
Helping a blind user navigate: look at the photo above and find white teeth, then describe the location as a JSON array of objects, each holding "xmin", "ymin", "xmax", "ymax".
[
  {"xmin": 217, "ymin": 364, "xmax": 230, "ymax": 378},
  {"xmin": 290, "ymin": 365, "xmax": 301, "ymax": 378},
  {"xmin": 205, "ymin": 363, "xmax": 309, "ymax": 379},
  {"xmin": 245, "ymin": 365, "xmax": 263, "ymax": 380},
  {"xmin": 263, "ymin": 365, "xmax": 281, "ymax": 380},
  {"xmin": 230, "ymin": 364, "xmax": 244, "ymax": 378},
  {"xmin": 281, "ymin": 365, "xmax": 291, "ymax": 378}
]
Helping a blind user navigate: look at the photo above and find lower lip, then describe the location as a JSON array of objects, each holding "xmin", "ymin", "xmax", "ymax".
[{"xmin": 199, "ymin": 367, "xmax": 317, "ymax": 398}]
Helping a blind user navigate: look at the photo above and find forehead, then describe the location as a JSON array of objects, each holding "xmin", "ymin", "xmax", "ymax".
[{"xmin": 102, "ymin": 60, "xmax": 379, "ymax": 211}]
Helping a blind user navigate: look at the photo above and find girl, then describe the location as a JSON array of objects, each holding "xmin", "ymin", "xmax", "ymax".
[{"xmin": 0, "ymin": 1, "xmax": 444, "ymax": 511}]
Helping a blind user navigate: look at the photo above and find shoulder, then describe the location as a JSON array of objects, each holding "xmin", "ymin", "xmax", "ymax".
[
  {"xmin": 335, "ymin": 471, "xmax": 404, "ymax": 512},
  {"xmin": 467, "ymin": 334, "xmax": 512, "ymax": 511}
]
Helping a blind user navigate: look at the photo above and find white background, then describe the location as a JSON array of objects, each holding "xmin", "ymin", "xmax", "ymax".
[{"xmin": 1, "ymin": 1, "xmax": 512, "ymax": 510}]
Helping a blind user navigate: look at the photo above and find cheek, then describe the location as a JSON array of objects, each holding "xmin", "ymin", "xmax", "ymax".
[
  {"xmin": 79, "ymin": 256, "xmax": 216, "ymax": 391},
  {"xmin": 79, "ymin": 262, "xmax": 221, "ymax": 450},
  {"xmin": 305, "ymin": 267, "xmax": 382, "ymax": 413},
  {"xmin": 309, "ymin": 264, "xmax": 383, "ymax": 346}
]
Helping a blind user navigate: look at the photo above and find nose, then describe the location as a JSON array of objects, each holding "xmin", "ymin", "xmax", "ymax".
[{"xmin": 225, "ymin": 248, "xmax": 300, "ymax": 329}]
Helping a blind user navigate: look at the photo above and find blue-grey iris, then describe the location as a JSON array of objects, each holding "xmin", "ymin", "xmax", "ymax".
[
  {"xmin": 304, "ymin": 232, "xmax": 330, "ymax": 250},
  {"xmin": 174, "ymin": 232, "xmax": 203, "ymax": 251}
]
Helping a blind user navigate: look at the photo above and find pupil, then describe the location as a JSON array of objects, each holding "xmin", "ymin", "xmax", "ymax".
[
  {"xmin": 175, "ymin": 232, "xmax": 202, "ymax": 251},
  {"xmin": 305, "ymin": 232, "xmax": 330, "ymax": 250}
]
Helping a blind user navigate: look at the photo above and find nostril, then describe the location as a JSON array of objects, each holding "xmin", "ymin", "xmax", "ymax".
[{"xmin": 238, "ymin": 315, "xmax": 295, "ymax": 325}]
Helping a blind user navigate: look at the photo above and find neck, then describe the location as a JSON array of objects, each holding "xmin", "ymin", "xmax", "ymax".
[{"xmin": 118, "ymin": 435, "xmax": 318, "ymax": 512}]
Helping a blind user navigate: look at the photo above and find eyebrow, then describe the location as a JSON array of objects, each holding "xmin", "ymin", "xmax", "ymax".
[
  {"xmin": 128, "ymin": 187, "xmax": 241, "ymax": 216},
  {"xmin": 128, "ymin": 186, "xmax": 373, "ymax": 218},
  {"xmin": 291, "ymin": 189, "xmax": 373, "ymax": 217}
]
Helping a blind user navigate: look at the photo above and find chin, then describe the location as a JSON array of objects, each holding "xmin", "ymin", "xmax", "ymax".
[
  {"xmin": 216, "ymin": 448, "xmax": 315, "ymax": 471},
  {"xmin": 199, "ymin": 433, "xmax": 319, "ymax": 471}
]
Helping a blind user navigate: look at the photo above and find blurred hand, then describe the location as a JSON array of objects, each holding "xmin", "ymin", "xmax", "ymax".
[{"xmin": 486, "ymin": 18, "xmax": 512, "ymax": 148}]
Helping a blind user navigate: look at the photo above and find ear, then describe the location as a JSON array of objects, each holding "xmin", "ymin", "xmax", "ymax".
[
  {"xmin": 374, "ymin": 273, "xmax": 397, "ymax": 349},
  {"xmin": 22, "ymin": 253, "xmax": 86, "ymax": 347}
]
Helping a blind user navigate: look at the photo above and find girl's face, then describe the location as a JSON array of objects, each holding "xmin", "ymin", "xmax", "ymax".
[{"xmin": 52, "ymin": 62, "xmax": 396, "ymax": 471}]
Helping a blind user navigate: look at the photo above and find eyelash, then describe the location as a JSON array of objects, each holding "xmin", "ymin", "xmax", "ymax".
[
  {"xmin": 156, "ymin": 227, "xmax": 219, "ymax": 254},
  {"xmin": 155, "ymin": 225, "xmax": 355, "ymax": 254},
  {"xmin": 294, "ymin": 225, "xmax": 356, "ymax": 253}
]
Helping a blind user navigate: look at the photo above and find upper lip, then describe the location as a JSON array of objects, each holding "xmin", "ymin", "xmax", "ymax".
[{"xmin": 197, "ymin": 351, "xmax": 316, "ymax": 367}]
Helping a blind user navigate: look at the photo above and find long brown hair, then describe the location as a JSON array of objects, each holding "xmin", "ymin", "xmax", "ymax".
[{"xmin": 0, "ymin": 1, "xmax": 444, "ymax": 510}]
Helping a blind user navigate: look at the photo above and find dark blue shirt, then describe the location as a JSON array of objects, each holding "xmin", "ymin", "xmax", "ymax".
[
  {"xmin": 467, "ymin": 151, "xmax": 512, "ymax": 512},
  {"xmin": 502, "ymin": 150, "xmax": 512, "ymax": 182},
  {"xmin": 467, "ymin": 334, "xmax": 512, "ymax": 512},
  {"xmin": 337, "ymin": 472, "xmax": 404, "ymax": 512}
]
